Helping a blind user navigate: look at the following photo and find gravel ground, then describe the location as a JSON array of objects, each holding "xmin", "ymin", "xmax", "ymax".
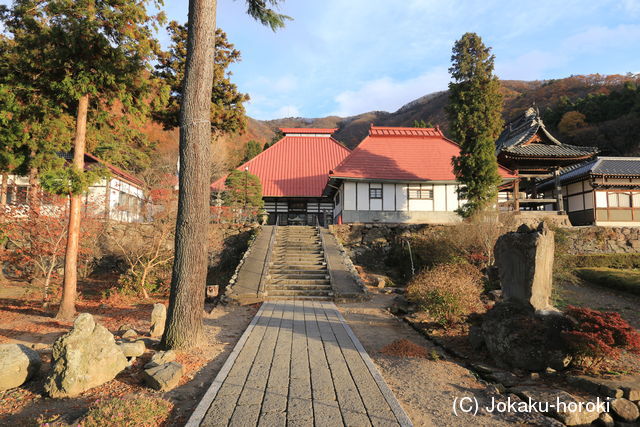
[{"xmin": 338, "ymin": 294, "xmax": 562, "ymax": 427}]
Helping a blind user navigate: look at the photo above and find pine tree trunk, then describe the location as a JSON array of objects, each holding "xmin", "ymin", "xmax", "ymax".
[
  {"xmin": 0, "ymin": 171, "xmax": 7, "ymax": 205},
  {"xmin": 57, "ymin": 94, "xmax": 89, "ymax": 320},
  {"xmin": 162, "ymin": 0, "xmax": 216, "ymax": 350}
]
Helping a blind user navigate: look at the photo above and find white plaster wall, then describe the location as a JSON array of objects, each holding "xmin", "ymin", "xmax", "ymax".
[
  {"xmin": 344, "ymin": 182, "xmax": 356, "ymax": 210},
  {"xmin": 433, "ymin": 185, "xmax": 446, "ymax": 211},
  {"xmin": 383, "ymin": 184, "xmax": 395, "ymax": 210},
  {"xmin": 356, "ymin": 182, "xmax": 369, "ymax": 211},
  {"xmin": 446, "ymin": 185, "xmax": 460, "ymax": 211},
  {"xmin": 396, "ymin": 184, "xmax": 408, "ymax": 211},
  {"xmin": 595, "ymin": 191, "xmax": 608, "ymax": 208},
  {"xmin": 568, "ymin": 194, "xmax": 584, "ymax": 212},
  {"xmin": 584, "ymin": 191, "xmax": 594, "ymax": 209}
]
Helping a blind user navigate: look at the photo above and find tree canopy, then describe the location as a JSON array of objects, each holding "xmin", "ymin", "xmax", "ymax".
[
  {"xmin": 446, "ymin": 32, "xmax": 503, "ymax": 218},
  {"xmin": 243, "ymin": 140, "xmax": 262, "ymax": 162},
  {"xmin": 154, "ymin": 21, "xmax": 249, "ymax": 135}
]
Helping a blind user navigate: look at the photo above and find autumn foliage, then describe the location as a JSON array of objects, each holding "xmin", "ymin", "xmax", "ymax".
[
  {"xmin": 0, "ymin": 194, "xmax": 102, "ymax": 305},
  {"xmin": 563, "ymin": 305, "xmax": 640, "ymax": 370}
]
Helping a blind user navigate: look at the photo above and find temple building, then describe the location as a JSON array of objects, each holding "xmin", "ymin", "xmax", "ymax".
[
  {"xmin": 211, "ymin": 128, "xmax": 351, "ymax": 226},
  {"xmin": 326, "ymin": 126, "xmax": 515, "ymax": 223},
  {"xmin": 495, "ymin": 107, "xmax": 598, "ymax": 212},
  {"xmin": 537, "ymin": 157, "xmax": 640, "ymax": 226}
]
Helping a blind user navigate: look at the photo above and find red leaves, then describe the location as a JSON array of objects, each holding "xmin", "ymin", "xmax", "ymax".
[{"xmin": 563, "ymin": 305, "xmax": 640, "ymax": 370}]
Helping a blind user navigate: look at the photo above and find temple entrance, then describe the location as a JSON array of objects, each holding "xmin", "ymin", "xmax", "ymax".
[{"xmin": 266, "ymin": 198, "xmax": 333, "ymax": 226}]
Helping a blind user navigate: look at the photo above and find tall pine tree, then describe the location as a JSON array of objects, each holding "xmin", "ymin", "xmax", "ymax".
[
  {"xmin": 163, "ymin": 0, "xmax": 289, "ymax": 349},
  {"xmin": 447, "ymin": 32, "xmax": 503, "ymax": 218}
]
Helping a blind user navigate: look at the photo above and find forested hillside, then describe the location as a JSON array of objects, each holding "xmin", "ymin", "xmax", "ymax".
[{"xmin": 147, "ymin": 74, "xmax": 640, "ymax": 175}]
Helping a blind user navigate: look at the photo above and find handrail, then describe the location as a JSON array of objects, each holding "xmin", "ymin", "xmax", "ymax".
[{"xmin": 258, "ymin": 215, "xmax": 278, "ymax": 297}]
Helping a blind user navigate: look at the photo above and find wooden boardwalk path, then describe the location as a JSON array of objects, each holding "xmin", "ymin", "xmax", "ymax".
[{"xmin": 186, "ymin": 301, "xmax": 412, "ymax": 427}]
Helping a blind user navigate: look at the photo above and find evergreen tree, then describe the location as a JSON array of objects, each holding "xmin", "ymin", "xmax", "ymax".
[
  {"xmin": 262, "ymin": 141, "xmax": 271, "ymax": 151},
  {"xmin": 1, "ymin": 0, "xmax": 164, "ymax": 320},
  {"xmin": 447, "ymin": 32, "xmax": 503, "ymax": 218},
  {"xmin": 269, "ymin": 128, "xmax": 284, "ymax": 146},
  {"xmin": 154, "ymin": 21, "xmax": 249, "ymax": 135},
  {"xmin": 163, "ymin": 0, "xmax": 289, "ymax": 350},
  {"xmin": 243, "ymin": 140, "xmax": 262, "ymax": 162},
  {"xmin": 413, "ymin": 119, "xmax": 435, "ymax": 128},
  {"xmin": 222, "ymin": 169, "xmax": 263, "ymax": 210}
]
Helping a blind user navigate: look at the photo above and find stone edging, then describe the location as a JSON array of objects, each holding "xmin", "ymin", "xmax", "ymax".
[
  {"xmin": 223, "ymin": 227, "xmax": 260, "ymax": 298},
  {"xmin": 330, "ymin": 232, "xmax": 369, "ymax": 296}
]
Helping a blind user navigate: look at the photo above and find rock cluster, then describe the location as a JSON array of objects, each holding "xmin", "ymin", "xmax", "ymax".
[
  {"xmin": 150, "ymin": 303, "xmax": 166, "ymax": 338},
  {"xmin": 0, "ymin": 344, "xmax": 41, "ymax": 391},
  {"xmin": 45, "ymin": 313, "xmax": 128, "ymax": 398}
]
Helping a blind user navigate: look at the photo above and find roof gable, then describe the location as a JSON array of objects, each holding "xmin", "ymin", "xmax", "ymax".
[
  {"xmin": 211, "ymin": 133, "xmax": 351, "ymax": 197},
  {"xmin": 496, "ymin": 107, "xmax": 598, "ymax": 158},
  {"xmin": 330, "ymin": 126, "xmax": 514, "ymax": 182}
]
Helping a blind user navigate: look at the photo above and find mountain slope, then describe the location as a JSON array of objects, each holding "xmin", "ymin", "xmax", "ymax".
[{"xmin": 149, "ymin": 74, "xmax": 640, "ymax": 175}]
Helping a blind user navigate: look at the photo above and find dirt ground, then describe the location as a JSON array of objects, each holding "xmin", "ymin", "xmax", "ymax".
[
  {"xmin": 556, "ymin": 279, "xmax": 640, "ymax": 329},
  {"xmin": 338, "ymin": 294, "xmax": 562, "ymax": 427},
  {"xmin": 0, "ymin": 279, "xmax": 257, "ymax": 426}
]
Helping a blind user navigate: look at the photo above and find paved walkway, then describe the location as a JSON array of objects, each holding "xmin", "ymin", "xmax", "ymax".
[{"xmin": 187, "ymin": 301, "xmax": 412, "ymax": 427}]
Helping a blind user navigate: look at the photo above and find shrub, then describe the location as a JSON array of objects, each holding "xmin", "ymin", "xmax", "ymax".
[
  {"xmin": 406, "ymin": 263, "xmax": 484, "ymax": 326},
  {"xmin": 575, "ymin": 267, "xmax": 640, "ymax": 296},
  {"xmin": 563, "ymin": 306, "xmax": 640, "ymax": 371},
  {"xmin": 81, "ymin": 396, "xmax": 173, "ymax": 427}
]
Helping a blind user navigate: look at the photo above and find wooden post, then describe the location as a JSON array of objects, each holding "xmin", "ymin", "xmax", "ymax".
[
  {"xmin": 513, "ymin": 178, "xmax": 520, "ymax": 212},
  {"xmin": 554, "ymin": 169, "xmax": 564, "ymax": 212}
]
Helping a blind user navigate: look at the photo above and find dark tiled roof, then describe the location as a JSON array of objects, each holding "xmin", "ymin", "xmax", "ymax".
[
  {"xmin": 537, "ymin": 157, "xmax": 640, "ymax": 191},
  {"xmin": 496, "ymin": 107, "xmax": 598, "ymax": 158},
  {"xmin": 503, "ymin": 143, "xmax": 599, "ymax": 158}
]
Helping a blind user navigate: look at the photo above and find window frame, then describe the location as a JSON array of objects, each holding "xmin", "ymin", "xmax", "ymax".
[{"xmin": 408, "ymin": 184, "xmax": 433, "ymax": 200}]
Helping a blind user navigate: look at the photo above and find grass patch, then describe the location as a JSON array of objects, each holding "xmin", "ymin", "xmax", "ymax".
[
  {"xmin": 575, "ymin": 267, "xmax": 640, "ymax": 296},
  {"xmin": 80, "ymin": 396, "xmax": 173, "ymax": 427}
]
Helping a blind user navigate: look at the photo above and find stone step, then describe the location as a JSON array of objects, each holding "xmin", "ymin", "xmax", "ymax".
[
  {"xmin": 266, "ymin": 295, "xmax": 333, "ymax": 301},
  {"xmin": 268, "ymin": 283, "xmax": 332, "ymax": 291},
  {"xmin": 269, "ymin": 267, "xmax": 328, "ymax": 273},
  {"xmin": 267, "ymin": 289, "xmax": 333, "ymax": 297},
  {"xmin": 272, "ymin": 254, "xmax": 324, "ymax": 260},
  {"xmin": 269, "ymin": 270, "xmax": 329, "ymax": 280},
  {"xmin": 272, "ymin": 259, "xmax": 325, "ymax": 265},
  {"xmin": 270, "ymin": 278, "xmax": 330, "ymax": 285},
  {"xmin": 273, "ymin": 249, "xmax": 324, "ymax": 256}
]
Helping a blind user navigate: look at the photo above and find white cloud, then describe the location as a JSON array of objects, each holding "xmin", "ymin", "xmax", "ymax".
[
  {"xmin": 619, "ymin": 0, "xmax": 640, "ymax": 16},
  {"xmin": 562, "ymin": 24, "xmax": 640, "ymax": 53},
  {"xmin": 331, "ymin": 68, "xmax": 450, "ymax": 117}
]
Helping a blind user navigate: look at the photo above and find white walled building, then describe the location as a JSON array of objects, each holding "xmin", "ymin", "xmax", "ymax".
[
  {"xmin": 538, "ymin": 157, "xmax": 640, "ymax": 226},
  {"xmin": 325, "ymin": 126, "xmax": 516, "ymax": 224},
  {"xmin": 2, "ymin": 153, "xmax": 147, "ymax": 222}
]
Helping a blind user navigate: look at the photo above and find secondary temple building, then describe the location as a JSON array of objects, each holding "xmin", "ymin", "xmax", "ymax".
[
  {"xmin": 495, "ymin": 107, "xmax": 598, "ymax": 212},
  {"xmin": 538, "ymin": 157, "xmax": 640, "ymax": 226}
]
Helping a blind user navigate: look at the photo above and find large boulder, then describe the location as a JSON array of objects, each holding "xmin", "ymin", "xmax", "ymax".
[
  {"xmin": 45, "ymin": 313, "xmax": 128, "ymax": 398},
  {"xmin": 118, "ymin": 341, "xmax": 146, "ymax": 358},
  {"xmin": 150, "ymin": 303, "xmax": 166, "ymax": 338},
  {"xmin": 0, "ymin": 344, "xmax": 41, "ymax": 391},
  {"xmin": 481, "ymin": 300, "xmax": 572, "ymax": 371},
  {"xmin": 494, "ymin": 223, "xmax": 555, "ymax": 311}
]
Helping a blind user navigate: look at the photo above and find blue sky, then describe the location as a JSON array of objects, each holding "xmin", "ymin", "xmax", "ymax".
[{"xmin": 3, "ymin": 0, "xmax": 640, "ymax": 120}]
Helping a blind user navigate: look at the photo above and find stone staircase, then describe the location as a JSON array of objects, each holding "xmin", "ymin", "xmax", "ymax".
[{"xmin": 265, "ymin": 226, "xmax": 333, "ymax": 300}]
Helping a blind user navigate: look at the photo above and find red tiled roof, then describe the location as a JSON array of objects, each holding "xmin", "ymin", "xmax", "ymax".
[
  {"xmin": 330, "ymin": 126, "xmax": 515, "ymax": 181},
  {"xmin": 279, "ymin": 128, "xmax": 338, "ymax": 134},
  {"xmin": 84, "ymin": 153, "xmax": 145, "ymax": 187},
  {"xmin": 211, "ymin": 134, "xmax": 351, "ymax": 197}
]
